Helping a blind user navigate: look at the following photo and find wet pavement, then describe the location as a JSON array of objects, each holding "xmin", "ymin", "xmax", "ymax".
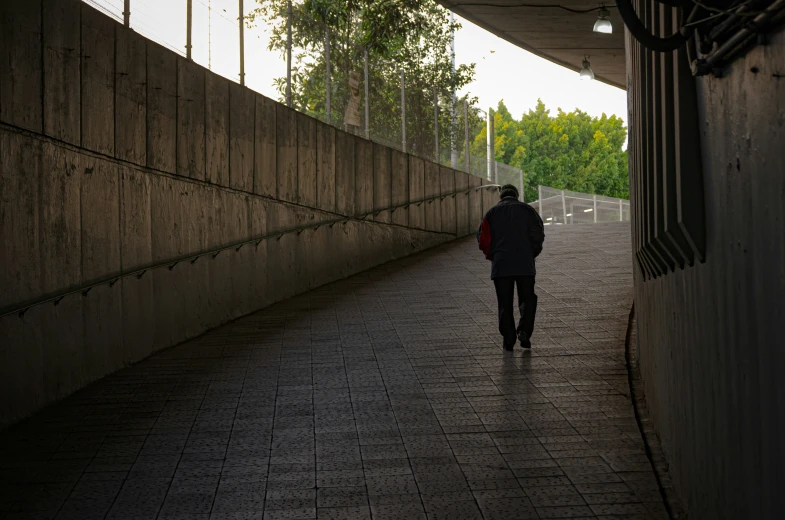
[{"xmin": 0, "ymin": 222, "xmax": 669, "ymax": 519}]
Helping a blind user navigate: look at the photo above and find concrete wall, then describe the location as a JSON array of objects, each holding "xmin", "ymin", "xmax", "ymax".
[
  {"xmin": 631, "ymin": 29, "xmax": 785, "ymax": 518},
  {"xmin": 0, "ymin": 0, "xmax": 493, "ymax": 428}
]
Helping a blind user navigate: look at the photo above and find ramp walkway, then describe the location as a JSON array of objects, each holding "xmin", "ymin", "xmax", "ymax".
[{"xmin": 0, "ymin": 222, "xmax": 670, "ymax": 520}]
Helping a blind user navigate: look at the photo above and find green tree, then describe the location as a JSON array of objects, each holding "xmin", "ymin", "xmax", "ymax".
[
  {"xmin": 471, "ymin": 99, "xmax": 628, "ymax": 202},
  {"xmin": 247, "ymin": 0, "xmax": 476, "ymax": 158}
]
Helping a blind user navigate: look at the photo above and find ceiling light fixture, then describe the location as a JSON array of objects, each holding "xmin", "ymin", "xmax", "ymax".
[
  {"xmin": 579, "ymin": 56, "xmax": 595, "ymax": 81},
  {"xmin": 593, "ymin": 6, "xmax": 612, "ymax": 34},
  {"xmin": 584, "ymin": 208, "xmax": 593, "ymax": 212}
]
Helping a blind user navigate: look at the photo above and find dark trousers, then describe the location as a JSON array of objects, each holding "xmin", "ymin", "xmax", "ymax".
[{"xmin": 493, "ymin": 276, "xmax": 537, "ymax": 345}]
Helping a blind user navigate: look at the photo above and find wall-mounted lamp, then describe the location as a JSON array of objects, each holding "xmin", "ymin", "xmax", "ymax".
[{"xmin": 593, "ymin": 6, "xmax": 612, "ymax": 34}]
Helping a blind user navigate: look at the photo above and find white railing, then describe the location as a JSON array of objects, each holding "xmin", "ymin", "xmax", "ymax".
[{"xmin": 531, "ymin": 185, "xmax": 630, "ymax": 225}]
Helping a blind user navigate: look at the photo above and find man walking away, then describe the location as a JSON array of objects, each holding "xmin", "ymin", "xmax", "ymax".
[{"xmin": 477, "ymin": 184, "xmax": 545, "ymax": 351}]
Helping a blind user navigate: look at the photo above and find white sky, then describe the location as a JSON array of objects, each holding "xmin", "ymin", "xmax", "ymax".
[
  {"xmin": 453, "ymin": 16, "xmax": 628, "ymax": 122},
  {"xmin": 100, "ymin": 0, "xmax": 627, "ymax": 123}
]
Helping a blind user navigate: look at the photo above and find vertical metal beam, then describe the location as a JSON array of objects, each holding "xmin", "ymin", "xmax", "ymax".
[
  {"xmin": 464, "ymin": 100, "xmax": 470, "ymax": 173},
  {"xmin": 186, "ymin": 0, "xmax": 193, "ymax": 59},
  {"xmin": 486, "ymin": 108, "xmax": 494, "ymax": 181},
  {"xmin": 123, "ymin": 0, "xmax": 130, "ymax": 27},
  {"xmin": 593, "ymin": 195, "xmax": 598, "ymax": 223},
  {"xmin": 239, "ymin": 0, "xmax": 245, "ymax": 85},
  {"xmin": 208, "ymin": 0, "xmax": 212, "ymax": 69},
  {"xmin": 400, "ymin": 70, "xmax": 406, "ymax": 153},
  {"xmin": 364, "ymin": 49, "xmax": 370, "ymax": 139},
  {"xmin": 286, "ymin": 0, "xmax": 292, "ymax": 107},
  {"xmin": 450, "ymin": 12, "xmax": 458, "ymax": 168},
  {"xmin": 561, "ymin": 190, "xmax": 567, "ymax": 224},
  {"xmin": 434, "ymin": 89, "xmax": 439, "ymax": 161},
  {"xmin": 538, "ymin": 185, "xmax": 543, "ymax": 215},
  {"xmin": 325, "ymin": 27, "xmax": 331, "ymax": 122},
  {"xmin": 519, "ymin": 169, "xmax": 524, "ymax": 202}
]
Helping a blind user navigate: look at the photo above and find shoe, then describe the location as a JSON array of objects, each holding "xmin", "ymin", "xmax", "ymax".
[
  {"xmin": 503, "ymin": 341, "xmax": 515, "ymax": 351},
  {"xmin": 517, "ymin": 330, "xmax": 531, "ymax": 349}
]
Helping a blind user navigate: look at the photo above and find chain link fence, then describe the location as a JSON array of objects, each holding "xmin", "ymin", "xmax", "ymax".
[
  {"xmin": 84, "ymin": 0, "xmax": 523, "ymax": 181},
  {"xmin": 532, "ymin": 185, "xmax": 630, "ymax": 226}
]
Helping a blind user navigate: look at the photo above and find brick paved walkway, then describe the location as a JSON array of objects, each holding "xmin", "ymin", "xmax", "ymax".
[{"xmin": 0, "ymin": 222, "xmax": 669, "ymax": 520}]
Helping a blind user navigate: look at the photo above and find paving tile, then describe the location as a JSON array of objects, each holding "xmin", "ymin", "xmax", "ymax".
[
  {"xmin": 315, "ymin": 506, "xmax": 371, "ymax": 519},
  {"xmin": 370, "ymin": 501, "xmax": 425, "ymax": 519},
  {"xmin": 0, "ymin": 225, "xmax": 670, "ymax": 519},
  {"xmin": 478, "ymin": 497, "xmax": 539, "ymax": 520},
  {"xmin": 316, "ymin": 487, "xmax": 367, "ymax": 508}
]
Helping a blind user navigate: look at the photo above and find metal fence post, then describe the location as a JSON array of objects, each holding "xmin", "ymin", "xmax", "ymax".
[
  {"xmin": 519, "ymin": 169, "xmax": 524, "ymax": 202},
  {"xmin": 325, "ymin": 27, "xmax": 331, "ymax": 122},
  {"xmin": 239, "ymin": 0, "xmax": 245, "ymax": 85},
  {"xmin": 619, "ymin": 198, "xmax": 623, "ymax": 221},
  {"xmin": 486, "ymin": 108, "xmax": 494, "ymax": 182},
  {"xmin": 123, "ymin": 0, "xmax": 130, "ymax": 26},
  {"xmin": 464, "ymin": 100, "xmax": 470, "ymax": 173},
  {"xmin": 286, "ymin": 0, "xmax": 292, "ymax": 107},
  {"xmin": 538, "ymin": 185, "xmax": 543, "ymax": 215},
  {"xmin": 561, "ymin": 190, "xmax": 567, "ymax": 224},
  {"xmin": 364, "ymin": 49, "xmax": 369, "ymax": 139},
  {"xmin": 434, "ymin": 89, "xmax": 439, "ymax": 161},
  {"xmin": 400, "ymin": 70, "xmax": 406, "ymax": 153},
  {"xmin": 208, "ymin": 0, "xmax": 212, "ymax": 69},
  {"xmin": 593, "ymin": 194, "xmax": 597, "ymax": 223},
  {"xmin": 186, "ymin": 0, "xmax": 193, "ymax": 59},
  {"xmin": 450, "ymin": 12, "xmax": 458, "ymax": 169}
]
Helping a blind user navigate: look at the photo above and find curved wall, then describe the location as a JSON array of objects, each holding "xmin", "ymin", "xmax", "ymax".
[
  {"xmin": 632, "ymin": 28, "xmax": 785, "ymax": 518},
  {"xmin": 0, "ymin": 0, "xmax": 495, "ymax": 428}
]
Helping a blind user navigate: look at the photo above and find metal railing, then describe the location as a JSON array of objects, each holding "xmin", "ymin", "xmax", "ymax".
[
  {"xmin": 81, "ymin": 0, "xmax": 520, "ymax": 182},
  {"xmin": 531, "ymin": 185, "xmax": 630, "ymax": 226},
  {"xmin": 0, "ymin": 185, "xmax": 500, "ymax": 320}
]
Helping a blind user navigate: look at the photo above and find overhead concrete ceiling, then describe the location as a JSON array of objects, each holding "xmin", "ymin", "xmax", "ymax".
[{"xmin": 438, "ymin": 1, "xmax": 627, "ymax": 90}]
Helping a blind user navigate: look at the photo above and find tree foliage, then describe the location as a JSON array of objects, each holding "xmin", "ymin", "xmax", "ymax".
[
  {"xmin": 247, "ymin": 2, "xmax": 629, "ymax": 197},
  {"xmin": 248, "ymin": 0, "xmax": 476, "ymax": 157},
  {"xmin": 471, "ymin": 99, "xmax": 629, "ymax": 202}
]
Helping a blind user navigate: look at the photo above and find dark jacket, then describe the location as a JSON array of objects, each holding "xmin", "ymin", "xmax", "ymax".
[{"xmin": 476, "ymin": 197, "xmax": 545, "ymax": 279}]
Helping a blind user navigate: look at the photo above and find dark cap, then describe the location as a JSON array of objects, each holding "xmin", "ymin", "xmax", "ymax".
[{"xmin": 499, "ymin": 184, "xmax": 519, "ymax": 199}]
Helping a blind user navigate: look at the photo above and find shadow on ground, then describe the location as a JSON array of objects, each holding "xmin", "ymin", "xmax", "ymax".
[{"xmin": 0, "ymin": 222, "xmax": 671, "ymax": 520}]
